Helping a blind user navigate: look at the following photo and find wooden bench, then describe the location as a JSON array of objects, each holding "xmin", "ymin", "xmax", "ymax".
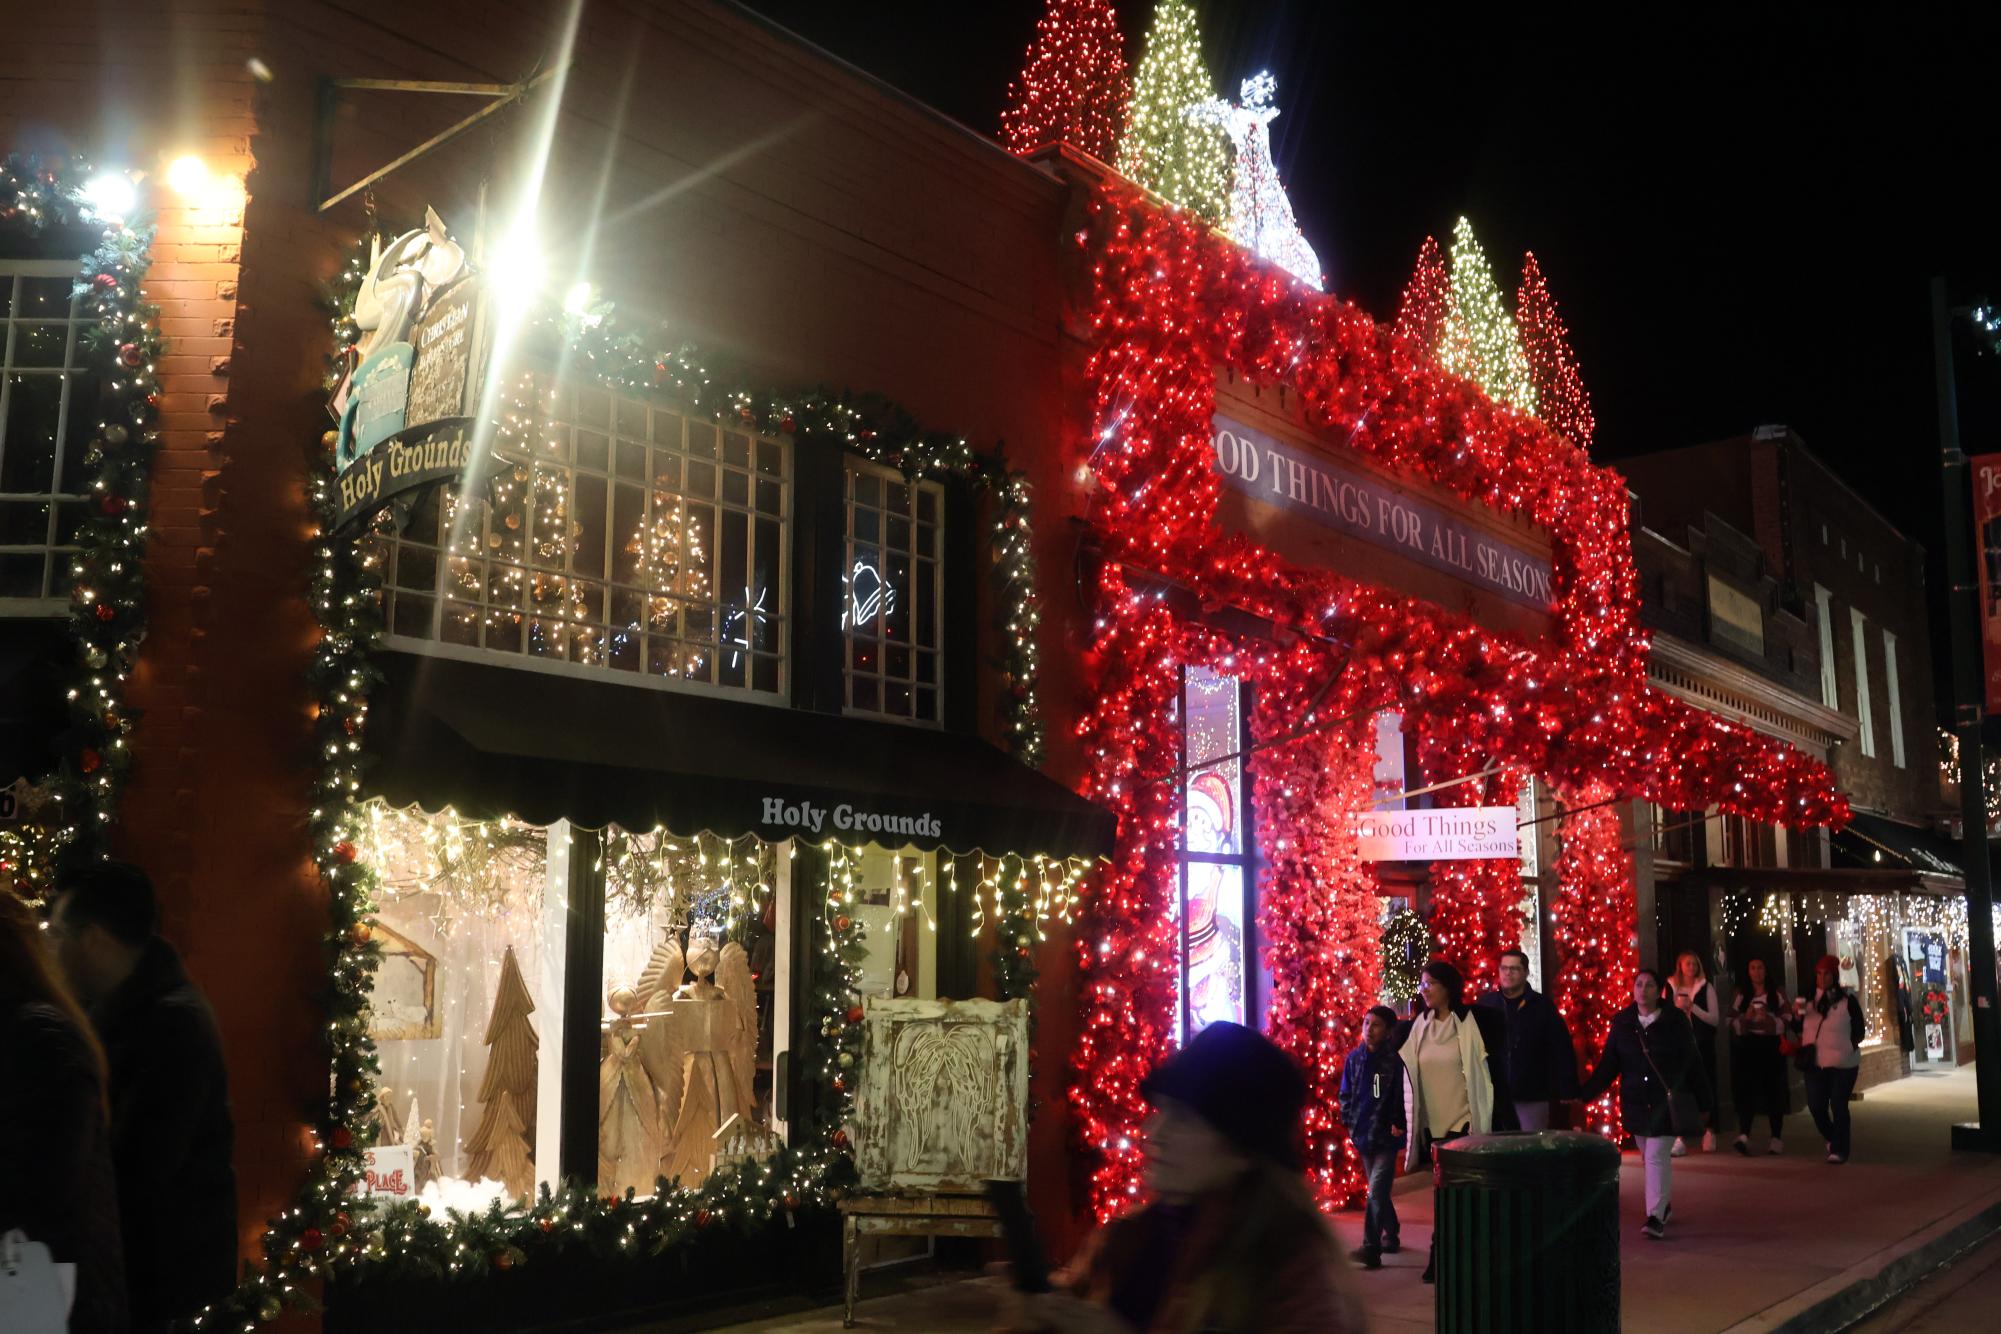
[{"xmin": 837, "ymin": 1192, "xmax": 1003, "ymax": 1328}]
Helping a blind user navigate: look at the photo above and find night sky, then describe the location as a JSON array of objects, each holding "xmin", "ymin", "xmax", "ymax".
[{"xmin": 739, "ymin": 0, "xmax": 2001, "ymax": 713}]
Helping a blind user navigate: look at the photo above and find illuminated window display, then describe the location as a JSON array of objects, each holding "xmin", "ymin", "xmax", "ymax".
[
  {"xmin": 843, "ymin": 460, "xmax": 943, "ymax": 723},
  {"xmin": 1178, "ymin": 666, "xmax": 1250, "ymax": 1037}
]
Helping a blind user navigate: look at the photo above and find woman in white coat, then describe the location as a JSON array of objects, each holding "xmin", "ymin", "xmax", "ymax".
[{"xmin": 1399, "ymin": 959, "xmax": 1516, "ymax": 1283}]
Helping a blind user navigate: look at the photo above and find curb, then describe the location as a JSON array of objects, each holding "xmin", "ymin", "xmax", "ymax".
[{"xmin": 1717, "ymin": 1189, "xmax": 2001, "ymax": 1334}]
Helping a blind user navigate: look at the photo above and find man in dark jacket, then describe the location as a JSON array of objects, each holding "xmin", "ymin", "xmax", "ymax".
[
  {"xmin": 1338, "ymin": 1005, "xmax": 1406, "ymax": 1268},
  {"xmin": 51, "ymin": 861, "xmax": 237, "ymax": 1331},
  {"xmin": 1476, "ymin": 949, "xmax": 1579, "ymax": 1130}
]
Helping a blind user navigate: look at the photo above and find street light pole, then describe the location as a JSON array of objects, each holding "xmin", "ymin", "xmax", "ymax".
[{"xmin": 1932, "ymin": 275, "xmax": 2001, "ymax": 1152}]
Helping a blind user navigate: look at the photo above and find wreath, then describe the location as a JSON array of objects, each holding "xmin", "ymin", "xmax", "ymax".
[{"xmin": 1921, "ymin": 987, "xmax": 1950, "ymax": 1025}]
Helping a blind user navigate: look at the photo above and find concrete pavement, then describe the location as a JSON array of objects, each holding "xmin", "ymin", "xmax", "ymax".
[{"xmin": 692, "ymin": 1065, "xmax": 2001, "ymax": 1333}]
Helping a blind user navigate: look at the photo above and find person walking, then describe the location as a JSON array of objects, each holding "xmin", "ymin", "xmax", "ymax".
[
  {"xmin": 1476, "ymin": 948, "xmax": 1578, "ymax": 1131},
  {"xmin": 1578, "ymin": 968, "xmax": 1697, "ymax": 1241},
  {"xmin": 1009, "ymin": 1021, "xmax": 1368, "ymax": 1332},
  {"xmin": 1728, "ymin": 957, "xmax": 1790, "ymax": 1155},
  {"xmin": 1798, "ymin": 954, "xmax": 1865, "ymax": 1164},
  {"xmin": 49, "ymin": 861, "xmax": 237, "ymax": 1332},
  {"xmin": 1400, "ymin": 958, "xmax": 1515, "ymax": 1283},
  {"xmin": 1668, "ymin": 951, "xmax": 1720, "ymax": 1155},
  {"xmin": 0, "ymin": 891, "xmax": 126, "ymax": 1334},
  {"xmin": 1338, "ymin": 1005, "xmax": 1406, "ymax": 1269}
]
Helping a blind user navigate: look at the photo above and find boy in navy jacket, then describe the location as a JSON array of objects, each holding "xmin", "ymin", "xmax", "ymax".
[{"xmin": 1338, "ymin": 1005, "xmax": 1407, "ymax": 1268}]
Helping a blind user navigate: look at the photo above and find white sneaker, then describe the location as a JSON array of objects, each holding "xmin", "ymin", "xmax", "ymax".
[
  {"xmin": 1768, "ymin": 1138, "xmax": 1783, "ymax": 1155},
  {"xmin": 1826, "ymin": 1152, "xmax": 1844, "ymax": 1163},
  {"xmin": 1671, "ymin": 1138, "xmax": 1688, "ymax": 1158},
  {"xmin": 1701, "ymin": 1129, "xmax": 1715, "ymax": 1152}
]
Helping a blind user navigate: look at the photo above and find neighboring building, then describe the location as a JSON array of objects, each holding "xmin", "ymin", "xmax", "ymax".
[{"xmin": 1623, "ymin": 430, "xmax": 1967, "ymax": 1093}]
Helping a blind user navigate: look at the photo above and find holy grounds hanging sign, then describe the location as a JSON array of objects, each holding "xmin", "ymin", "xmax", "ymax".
[{"xmin": 329, "ymin": 208, "xmax": 493, "ymax": 531}]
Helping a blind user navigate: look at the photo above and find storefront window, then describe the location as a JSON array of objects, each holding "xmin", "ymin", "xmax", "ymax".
[
  {"xmin": 0, "ymin": 261, "xmax": 96, "ymax": 608},
  {"xmin": 375, "ymin": 378, "xmax": 789, "ymax": 696},
  {"xmin": 842, "ymin": 460, "xmax": 942, "ymax": 724},
  {"xmin": 1178, "ymin": 666, "xmax": 1251, "ymax": 1038},
  {"xmin": 598, "ymin": 829, "xmax": 790, "ymax": 1197},
  {"xmin": 358, "ymin": 803, "xmax": 570, "ymax": 1211}
]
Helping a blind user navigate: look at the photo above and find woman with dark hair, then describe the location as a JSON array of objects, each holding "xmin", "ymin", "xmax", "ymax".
[
  {"xmin": 1399, "ymin": 958, "xmax": 1515, "ymax": 1283},
  {"xmin": 1579, "ymin": 968, "xmax": 1697, "ymax": 1240},
  {"xmin": 1729, "ymin": 957, "xmax": 1789, "ymax": 1155},
  {"xmin": 1799, "ymin": 954, "xmax": 1866, "ymax": 1163},
  {"xmin": 0, "ymin": 891, "xmax": 126, "ymax": 1333}
]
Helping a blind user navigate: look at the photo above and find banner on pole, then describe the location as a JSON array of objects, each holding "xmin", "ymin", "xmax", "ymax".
[{"xmin": 1972, "ymin": 455, "xmax": 2001, "ymax": 714}]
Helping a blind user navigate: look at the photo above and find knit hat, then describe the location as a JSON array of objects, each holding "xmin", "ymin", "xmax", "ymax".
[
  {"xmin": 1814, "ymin": 954, "xmax": 1842, "ymax": 977},
  {"xmin": 1141, "ymin": 1021, "xmax": 1307, "ymax": 1169}
]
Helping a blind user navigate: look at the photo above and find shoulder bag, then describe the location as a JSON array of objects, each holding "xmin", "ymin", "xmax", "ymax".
[{"xmin": 1638, "ymin": 1020, "xmax": 1703, "ymax": 1140}]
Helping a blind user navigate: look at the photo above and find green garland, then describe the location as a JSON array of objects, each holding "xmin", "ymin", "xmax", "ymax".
[
  {"xmin": 0, "ymin": 154, "xmax": 161, "ymax": 902},
  {"xmin": 194, "ymin": 244, "xmax": 1052, "ymax": 1327}
]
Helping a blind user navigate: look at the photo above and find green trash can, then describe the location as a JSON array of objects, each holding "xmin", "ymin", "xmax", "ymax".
[{"xmin": 1432, "ymin": 1130, "xmax": 1621, "ymax": 1333}]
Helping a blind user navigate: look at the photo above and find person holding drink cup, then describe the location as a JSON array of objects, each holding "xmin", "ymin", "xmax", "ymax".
[{"xmin": 1729, "ymin": 958, "xmax": 1790, "ymax": 1155}]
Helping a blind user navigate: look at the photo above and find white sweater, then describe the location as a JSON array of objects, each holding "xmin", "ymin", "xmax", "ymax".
[{"xmin": 1802, "ymin": 989, "xmax": 1864, "ymax": 1070}]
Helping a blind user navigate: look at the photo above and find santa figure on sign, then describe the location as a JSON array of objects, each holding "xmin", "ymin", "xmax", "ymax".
[{"xmin": 1184, "ymin": 769, "xmax": 1244, "ymax": 1032}]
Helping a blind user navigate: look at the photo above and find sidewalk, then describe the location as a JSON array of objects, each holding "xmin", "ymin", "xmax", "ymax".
[{"xmin": 700, "ymin": 1066, "xmax": 2001, "ymax": 1333}]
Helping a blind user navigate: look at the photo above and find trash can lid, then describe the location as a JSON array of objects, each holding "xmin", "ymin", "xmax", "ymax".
[{"xmin": 1435, "ymin": 1130, "xmax": 1622, "ymax": 1182}]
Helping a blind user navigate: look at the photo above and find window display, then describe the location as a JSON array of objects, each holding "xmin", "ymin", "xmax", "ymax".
[
  {"xmin": 373, "ymin": 375, "xmax": 789, "ymax": 695},
  {"xmin": 358, "ymin": 802, "xmax": 568, "ymax": 1211},
  {"xmin": 843, "ymin": 460, "xmax": 943, "ymax": 723},
  {"xmin": 0, "ymin": 260, "xmax": 97, "ymax": 603},
  {"xmin": 1179, "ymin": 666, "xmax": 1250, "ymax": 1037},
  {"xmin": 599, "ymin": 830, "xmax": 788, "ymax": 1197}
]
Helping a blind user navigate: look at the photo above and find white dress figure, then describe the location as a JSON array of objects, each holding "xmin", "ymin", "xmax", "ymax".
[
  {"xmin": 639, "ymin": 926, "xmax": 760, "ymax": 1187},
  {"xmin": 1194, "ymin": 72, "xmax": 1323, "ymax": 290},
  {"xmin": 598, "ymin": 986, "xmax": 664, "ymax": 1198}
]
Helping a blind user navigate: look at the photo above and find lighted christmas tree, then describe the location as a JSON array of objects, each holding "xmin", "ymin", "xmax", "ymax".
[
  {"xmin": 1439, "ymin": 216, "xmax": 1536, "ymax": 411},
  {"xmin": 1115, "ymin": 0, "xmax": 1230, "ymax": 225},
  {"xmin": 462, "ymin": 945, "xmax": 539, "ymax": 1197},
  {"xmin": 1001, "ymin": 0, "xmax": 1130, "ymax": 161},
  {"xmin": 1392, "ymin": 235, "xmax": 1459, "ymax": 366},
  {"xmin": 1516, "ymin": 251, "xmax": 1596, "ymax": 447},
  {"xmin": 1194, "ymin": 72, "xmax": 1322, "ymax": 289}
]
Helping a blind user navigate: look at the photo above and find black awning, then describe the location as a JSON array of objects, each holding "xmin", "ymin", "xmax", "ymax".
[
  {"xmin": 1833, "ymin": 812, "xmax": 1963, "ymax": 879},
  {"xmin": 364, "ymin": 653, "xmax": 1114, "ymax": 861}
]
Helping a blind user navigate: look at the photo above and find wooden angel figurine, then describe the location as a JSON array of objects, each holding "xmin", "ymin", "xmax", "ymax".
[
  {"xmin": 362, "ymin": 1085, "xmax": 406, "ymax": 1147},
  {"xmin": 637, "ymin": 923, "xmax": 759, "ymax": 1186},
  {"xmin": 598, "ymin": 986, "xmax": 664, "ymax": 1198},
  {"xmin": 412, "ymin": 1118, "xmax": 442, "ymax": 1193}
]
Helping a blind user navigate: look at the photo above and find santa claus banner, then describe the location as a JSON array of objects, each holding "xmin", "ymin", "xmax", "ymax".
[{"xmin": 1973, "ymin": 454, "xmax": 2001, "ymax": 714}]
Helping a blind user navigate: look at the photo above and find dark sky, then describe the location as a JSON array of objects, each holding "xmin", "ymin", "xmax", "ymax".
[{"xmin": 738, "ymin": 1, "xmax": 2001, "ymax": 689}]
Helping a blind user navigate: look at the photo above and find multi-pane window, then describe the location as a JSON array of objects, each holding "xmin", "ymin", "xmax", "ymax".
[
  {"xmin": 1884, "ymin": 628, "xmax": 1906, "ymax": 768},
  {"xmin": 1177, "ymin": 666, "xmax": 1251, "ymax": 1038},
  {"xmin": 1851, "ymin": 607, "xmax": 1875, "ymax": 757},
  {"xmin": 841, "ymin": 460, "xmax": 942, "ymax": 724},
  {"xmin": 376, "ymin": 378, "xmax": 788, "ymax": 697},
  {"xmin": 0, "ymin": 262, "xmax": 95, "ymax": 609}
]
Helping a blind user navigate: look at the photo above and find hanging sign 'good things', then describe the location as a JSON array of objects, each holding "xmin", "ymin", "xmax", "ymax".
[
  {"xmin": 331, "ymin": 209, "xmax": 493, "ymax": 532},
  {"xmin": 1210, "ymin": 414, "xmax": 1555, "ymax": 610},
  {"xmin": 1355, "ymin": 806, "xmax": 1519, "ymax": 861}
]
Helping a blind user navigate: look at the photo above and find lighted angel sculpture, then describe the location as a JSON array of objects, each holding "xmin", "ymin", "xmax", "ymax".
[
  {"xmin": 1193, "ymin": 72, "xmax": 1323, "ymax": 291},
  {"xmin": 598, "ymin": 985, "xmax": 665, "ymax": 1198},
  {"xmin": 350, "ymin": 206, "xmax": 468, "ymax": 363},
  {"xmin": 635, "ymin": 924, "xmax": 759, "ymax": 1187}
]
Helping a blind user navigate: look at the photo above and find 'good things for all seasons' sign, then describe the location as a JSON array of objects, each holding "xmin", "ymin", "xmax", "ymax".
[{"xmin": 1210, "ymin": 414, "xmax": 1554, "ymax": 610}]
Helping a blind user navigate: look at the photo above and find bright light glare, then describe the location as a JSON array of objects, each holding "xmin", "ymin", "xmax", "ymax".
[
  {"xmin": 166, "ymin": 155, "xmax": 211, "ymax": 198},
  {"xmin": 562, "ymin": 281, "xmax": 595, "ymax": 316},
  {"xmin": 80, "ymin": 172, "xmax": 137, "ymax": 222},
  {"xmin": 488, "ymin": 226, "xmax": 549, "ymax": 318}
]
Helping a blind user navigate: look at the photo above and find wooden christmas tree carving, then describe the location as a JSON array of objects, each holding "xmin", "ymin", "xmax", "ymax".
[{"xmin": 462, "ymin": 944, "xmax": 538, "ymax": 1198}]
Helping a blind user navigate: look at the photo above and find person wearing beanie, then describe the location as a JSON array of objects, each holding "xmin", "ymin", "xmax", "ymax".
[
  {"xmin": 1015, "ymin": 1022, "xmax": 1368, "ymax": 1332},
  {"xmin": 1798, "ymin": 954, "xmax": 1865, "ymax": 1163},
  {"xmin": 1397, "ymin": 958, "xmax": 1516, "ymax": 1283}
]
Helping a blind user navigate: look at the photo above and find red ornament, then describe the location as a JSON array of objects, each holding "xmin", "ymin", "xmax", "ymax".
[
  {"xmin": 99, "ymin": 493, "xmax": 127, "ymax": 516},
  {"xmin": 844, "ymin": 1005, "xmax": 864, "ymax": 1024},
  {"xmin": 493, "ymin": 1249, "xmax": 516, "ymax": 1271},
  {"xmin": 94, "ymin": 603, "xmax": 115, "ymax": 622},
  {"xmin": 537, "ymin": 1216, "xmax": 556, "ymax": 1234},
  {"xmin": 831, "ymin": 1129, "xmax": 849, "ymax": 1150},
  {"xmin": 118, "ymin": 342, "xmax": 143, "ymax": 367},
  {"xmin": 333, "ymin": 840, "xmax": 357, "ymax": 864},
  {"xmin": 833, "ymin": 915, "xmax": 851, "ymax": 933},
  {"xmin": 301, "ymin": 1227, "xmax": 324, "ymax": 1251},
  {"xmin": 779, "ymin": 414, "xmax": 797, "ymax": 434},
  {"xmin": 831, "ymin": 1075, "xmax": 846, "ymax": 1093},
  {"xmin": 329, "ymin": 1126, "xmax": 353, "ymax": 1151},
  {"xmin": 78, "ymin": 748, "xmax": 101, "ymax": 775},
  {"xmin": 330, "ymin": 1211, "xmax": 351, "ymax": 1237},
  {"xmin": 695, "ymin": 1209, "xmax": 712, "ymax": 1228},
  {"xmin": 93, "ymin": 273, "xmax": 117, "ymax": 289}
]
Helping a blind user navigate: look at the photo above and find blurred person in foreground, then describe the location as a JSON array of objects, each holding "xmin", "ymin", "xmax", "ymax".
[
  {"xmin": 1005, "ymin": 1021, "xmax": 1367, "ymax": 1332},
  {"xmin": 49, "ymin": 860, "xmax": 237, "ymax": 1332}
]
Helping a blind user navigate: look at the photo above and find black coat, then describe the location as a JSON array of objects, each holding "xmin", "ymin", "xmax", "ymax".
[
  {"xmin": 1475, "ymin": 985, "xmax": 1579, "ymax": 1103},
  {"xmin": 92, "ymin": 938, "xmax": 238, "ymax": 1322},
  {"xmin": 1578, "ymin": 1004, "xmax": 1697, "ymax": 1138},
  {"xmin": 0, "ymin": 1001, "xmax": 126, "ymax": 1334}
]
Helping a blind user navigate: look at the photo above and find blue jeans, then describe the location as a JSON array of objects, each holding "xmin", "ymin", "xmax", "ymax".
[{"xmin": 1362, "ymin": 1146, "xmax": 1400, "ymax": 1250}]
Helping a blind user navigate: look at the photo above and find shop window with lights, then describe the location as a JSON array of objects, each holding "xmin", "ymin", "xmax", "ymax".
[
  {"xmin": 373, "ymin": 377, "xmax": 789, "ymax": 697},
  {"xmin": 842, "ymin": 459, "xmax": 943, "ymax": 724},
  {"xmin": 1177, "ymin": 666, "xmax": 1253, "ymax": 1037},
  {"xmin": 0, "ymin": 261, "xmax": 97, "ymax": 610},
  {"xmin": 358, "ymin": 803, "xmax": 571, "ymax": 1211}
]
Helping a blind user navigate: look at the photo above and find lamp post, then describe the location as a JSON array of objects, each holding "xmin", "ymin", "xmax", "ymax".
[{"xmin": 1932, "ymin": 276, "xmax": 2001, "ymax": 1152}]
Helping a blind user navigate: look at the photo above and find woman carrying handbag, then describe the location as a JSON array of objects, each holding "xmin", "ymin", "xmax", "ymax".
[{"xmin": 1579, "ymin": 968, "xmax": 1701, "ymax": 1241}]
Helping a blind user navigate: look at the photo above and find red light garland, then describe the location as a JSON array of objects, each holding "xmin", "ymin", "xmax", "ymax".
[
  {"xmin": 1551, "ymin": 784, "xmax": 1638, "ymax": 1138},
  {"xmin": 1069, "ymin": 187, "xmax": 1848, "ymax": 1217}
]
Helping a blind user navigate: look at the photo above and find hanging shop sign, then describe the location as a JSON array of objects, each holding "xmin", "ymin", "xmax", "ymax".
[
  {"xmin": 1355, "ymin": 806, "xmax": 1519, "ymax": 861},
  {"xmin": 1971, "ymin": 454, "xmax": 2001, "ymax": 714},
  {"xmin": 1210, "ymin": 414, "xmax": 1555, "ymax": 609},
  {"xmin": 331, "ymin": 210, "xmax": 492, "ymax": 533}
]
